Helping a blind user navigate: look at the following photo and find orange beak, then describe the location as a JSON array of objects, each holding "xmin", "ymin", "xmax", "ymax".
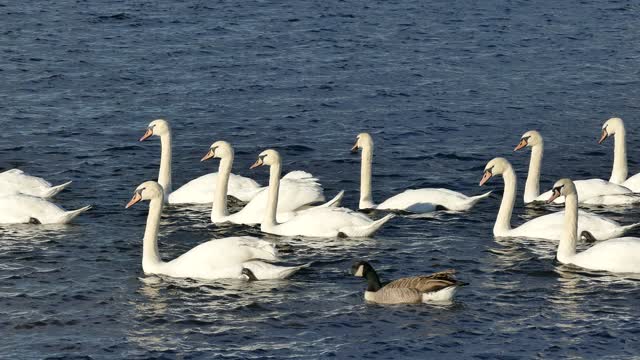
[
  {"xmin": 350, "ymin": 141, "xmax": 359, "ymax": 153},
  {"xmin": 139, "ymin": 128, "xmax": 153, "ymax": 142},
  {"xmin": 125, "ymin": 192, "xmax": 143, "ymax": 208},
  {"xmin": 514, "ymin": 138, "xmax": 528, "ymax": 151},
  {"xmin": 546, "ymin": 190, "xmax": 561, "ymax": 204},
  {"xmin": 250, "ymin": 159, "xmax": 263, "ymax": 169},
  {"xmin": 200, "ymin": 149, "xmax": 215, "ymax": 162},
  {"xmin": 598, "ymin": 129, "xmax": 608, "ymax": 144},
  {"xmin": 479, "ymin": 171, "xmax": 492, "ymax": 186}
]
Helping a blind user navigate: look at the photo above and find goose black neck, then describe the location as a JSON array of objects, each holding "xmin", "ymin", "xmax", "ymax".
[{"xmin": 365, "ymin": 269, "xmax": 382, "ymax": 292}]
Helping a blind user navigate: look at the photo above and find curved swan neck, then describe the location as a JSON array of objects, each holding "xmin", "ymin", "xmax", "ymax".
[
  {"xmin": 142, "ymin": 196, "xmax": 164, "ymax": 273},
  {"xmin": 359, "ymin": 144, "xmax": 375, "ymax": 209},
  {"xmin": 524, "ymin": 142, "xmax": 543, "ymax": 203},
  {"xmin": 263, "ymin": 161, "xmax": 282, "ymax": 228},
  {"xmin": 158, "ymin": 132, "xmax": 173, "ymax": 195},
  {"xmin": 211, "ymin": 156, "xmax": 232, "ymax": 220},
  {"xmin": 495, "ymin": 166, "xmax": 516, "ymax": 235},
  {"xmin": 558, "ymin": 192, "xmax": 578, "ymax": 262},
  {"xmin": 610, "ymin": 126, "xmax": 627, "ymax": 184}
]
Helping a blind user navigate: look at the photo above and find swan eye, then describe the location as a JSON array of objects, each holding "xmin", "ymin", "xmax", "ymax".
[
  {"xmin": 485, "ymin": 166, "xmax": 494, "ymax": 175},
  {"xmin": 259, "ymin": 155, "xmax": 266, "ymax": 161}
]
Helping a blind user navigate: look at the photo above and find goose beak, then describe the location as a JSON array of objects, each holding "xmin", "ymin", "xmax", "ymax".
[
  {"xmin": 598, "ymin": 129, "xmax": 608, "ymax": 144},
  {"xmin": 350, "ymin": 142, "xmax": 359, "ymax": 153},
  {"xmin": 546, "ymin": 189, "xmax": 561, "ymax": 204},
  {"xmin": 250, "ymin": 158, "xmax": 263, "ymax": 169},
  {"xmin": 139, "ymin": 128, "xmax": 153, "ymax": 142},
  {"xmin": 479, "ymin": 171, "xmax": 492, "ymax": 186},
  {"xmin": 125, "ymin": 193, "xmax": 143, "ymax": 208},
  {"xmin": 514, "ymin": 138, "xmax": 528, "ymax": 151},
  {"xmin": 200, "ymin": 149, "xmax": 215, "ymax": 162}
]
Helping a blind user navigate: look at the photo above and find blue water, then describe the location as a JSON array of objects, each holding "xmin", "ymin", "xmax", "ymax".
[{"xmin": 2, "ymin": 0, "xmax": 640, "ymax": 358}]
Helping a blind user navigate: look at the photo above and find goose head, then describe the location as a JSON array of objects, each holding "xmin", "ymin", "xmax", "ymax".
[
  {"xmin": 125, "ymin": 181, "xmax": 163, "ymax": 208},
  {"xmin": 514, "ymin": 130, "xmax": 543, "ymax": 151},
  {"xmin": 479, "ymin": 157, "xmax": 511, "ymax": 186},
  {"xmin": 250, "ymin": 149, "xmax": 280, "ymax": 169},
  {"xmin": 546, "ymin": 178, "xmax": 576, "ymax": 203},
  {"xmin": 351, "ymin": 260, "xmax": 375, "ymax": 277},
  {"xmin": 139, "ymin": 119, "xmax": 170, "ymax": 141},
  {"xmin": 599, "ymin": 117, "xmax": 624, "ymax": 144},
  {"xmin": 200, "ymin": 140, "xmax": 233, "ymax": 162},
  {"xmin": 351, "ymin": 133, "xmax": 374, "ymax": 153}
]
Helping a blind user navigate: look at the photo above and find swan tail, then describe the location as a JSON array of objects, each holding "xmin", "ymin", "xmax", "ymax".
[
  {"xmin": 318, "ymin": 190, "xmax": 344, "ymax": 208},
  {"xmin": 342, "ymin": 214, "xmax": 395, "ymax": 237},
  {"xmin": 620, "ymin": 222, "xmax": 640, "ymax": 236},
  {"xmin": 43, "ymin": 181, "xmax": 73, "ymax": 198},
  {"xmin": 467, "ymin": 191, "xmax": 492, "ymax": 205},
  {"xmin": 277, "ymin": 262, "xmax": 312, "ymax": 279},
  {"xmin": 58, "ymin": 205, "xmax": 92, "ymax": 224}
]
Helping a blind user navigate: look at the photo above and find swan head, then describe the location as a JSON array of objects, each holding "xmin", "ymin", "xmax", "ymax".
[
  {"xmin": 351, "ymin": 133, "xmax": 374, "ymax": 152},
  {"xmin": 599, "ymin": 117, "xmax": 624, "ymax": 144},
  {"xmin": 250, "ymin": 149, "xmax": 280, "ymax": 169},
  {"xmin": 546, "ymin": 178, "xmax": 576, "ymax": 203},
  {"xmin": 125, "ymin": 181, "xmax": 163, "ymax": 208},
  {"xmin": 479, "ymin": 157, "xmax": 511, "ymax": 186},
  {"xmin": 351, "ymin": 260, "xmax": 374, "ymax": 277},
  {"xmin": 139, "ymin": 119, "xmax": 170, "ymax": 141},
  {"xmin": 514, "ymin": 130, "xmax": 543, "ymax": 151},
  {"xmin": 201, "ymin": 141, "xmax": 233, "ymax": 162}
]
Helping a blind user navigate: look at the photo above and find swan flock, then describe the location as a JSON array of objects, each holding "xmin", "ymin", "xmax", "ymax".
[{"xmin": 3, "ymin": 117, "xmax": 640, "ymax": 306}]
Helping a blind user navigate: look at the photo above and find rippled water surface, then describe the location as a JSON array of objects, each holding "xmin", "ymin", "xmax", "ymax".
[{"xmin": 2, "ymin": 0, "xmax": 640, "ymax": 358}]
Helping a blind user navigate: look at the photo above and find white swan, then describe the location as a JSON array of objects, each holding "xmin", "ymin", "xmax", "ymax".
[
  {"xmin": 139, "ymin": 119, "xmax": 261, "ymax": 204},
  {"xmin": 0, "ymin": 169, "xmax": 71, "ymax": 198},
  {"xmin": 548, "ymin": 178, "xmax": 640, "ymax": 273},
  {"xmin": 479, "ymin": 157, "xmax": 639, "ymax": 240},
  {"xmin": 251, "ymin": 149, "xmax": 394, "ymax": 238},
  {"xmin": 598, "ymin": 117, "xmax": 640, "ymax": 192},
  {"xmin": 125, "ymin": 181, "xmax": 307, "ymax": 280},
  {"xmin": 514, "ymin": 130, "xmax": 638, "ymax": 205},
  {"xmin": 201, "ymin": 141, "xmax": 342, "ymax": 225},
  {"xmin": 352, "ymin": 133, "xmax": 491, "ymax": 212},
  {"xmin": 0, "ymin": 194, "xmax": 91, "ymax": 224}
]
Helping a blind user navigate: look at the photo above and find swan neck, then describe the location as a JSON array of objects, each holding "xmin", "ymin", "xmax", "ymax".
[
  {"xmin": 558, "ymin": 192, "xmax": 578, "ymax": 262},
  {"xmin": 212, "ymin": 156, "xmax": 232, "ymax": 220},
  {"xmin": 524, "ymin": 143, "xmax": 543, "ymax": 202},
  {"xmin": 495, "ymin": 166, "xmax": 516, "ymax": 234},
  {"xmin": 610, "ymin": 128, "xmax": 628, "ymax": 184},
  {"xmin": 263, "ymin": 162, "xmax": 282, "ymax": 228},
  {"xmin": 142, "ymin": 196, "xmax": 164, "ymax": 272},
  {"xmin": 158, "ymin": 132, "xmax": 173, "ymax": 195},
  {"xmin": 359, "ymin": 145, "xmax": 374, "ymax": 209}
]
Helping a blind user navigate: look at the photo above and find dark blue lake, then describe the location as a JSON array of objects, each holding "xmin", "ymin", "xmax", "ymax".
[{"xmin": 1, "ymin": 0, "xmax": 640, "ymax": 358}]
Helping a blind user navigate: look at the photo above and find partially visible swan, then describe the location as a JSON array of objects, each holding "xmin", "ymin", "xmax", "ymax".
[
  {"xmin": 598, "ymin": 117, "xmax": 640, "ymax": 192},
  {"xmin": 548, "ymin": 178, "xmax": 640, "ymax": 273},
  {"xmin": 0, "ymin": 194, "xmax": 91, "ymax": 224},
  {"xmin": 201, "ymin": 141, "xmax": 342, "ymax": 225},
  {"xmin": 479, "ymin": 157, "xmax": 639, "ymax": 240},
  {"xmin": 125, "ymin": 181, "xmax": 307, "ymax": 280},
  {"xmin": 352, "ymin": 133, "xmax": 491, "ymax": 212},
  {"xmin": 0, "ymin": 169, "xmax": 71, "ymax": 198},
  {"xmin": 252, "ymin": 149, "xmax": 394, "ymax": 238},
  {"xmin": 139, "ymin": 119, "xmax": 261, "ymax": 204},
  {"xmin": 351, "ymin": 261, "xmax": 464, "ymax": 304},
  {"xmin": 514, "ymin": 130, "xmax": 637, "ymax": 205}
]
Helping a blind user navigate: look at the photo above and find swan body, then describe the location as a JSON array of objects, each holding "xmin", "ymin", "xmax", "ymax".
[
  {"xmin": 479, "ymin": 157, "xmax": 639, "ymax": 240},
  {"xmin": 351, "ymin": 261, "xmax": 463, "ymax": 304},
  {"xmin": 0, "ymin": 169, "xmax": 71, "ymax": 198},
  {"xmin": 515, "ymin": 130, "xmax": 635, "ymax": 205},
  {"xmin": 549, "ymin": 178, "xmax": 640, "ymax": 273},
  {"xmin": 599, "ymin": 117, "xmax": 640, "ymax": 192},
  {"xmin": 202, "ymin": 141, "xmax": 336, "ymax": 225},
  {"xmin": 353, "ymin": 133, "xmax": 490, "ymax": 212},
  {"xmin": 126, "ymin": 181, "xmax": 306, "ymax": 280},
  {"xmin": 0, "ymin": 194, "xmax": 91, "ymax": 224},
  {"xmin": 140, "ymin": 119, "xmax": 261, "ymax": 204},
  {"xmin": 252, "ymin": 149, "xmax": 394, "ymax": 238}
]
